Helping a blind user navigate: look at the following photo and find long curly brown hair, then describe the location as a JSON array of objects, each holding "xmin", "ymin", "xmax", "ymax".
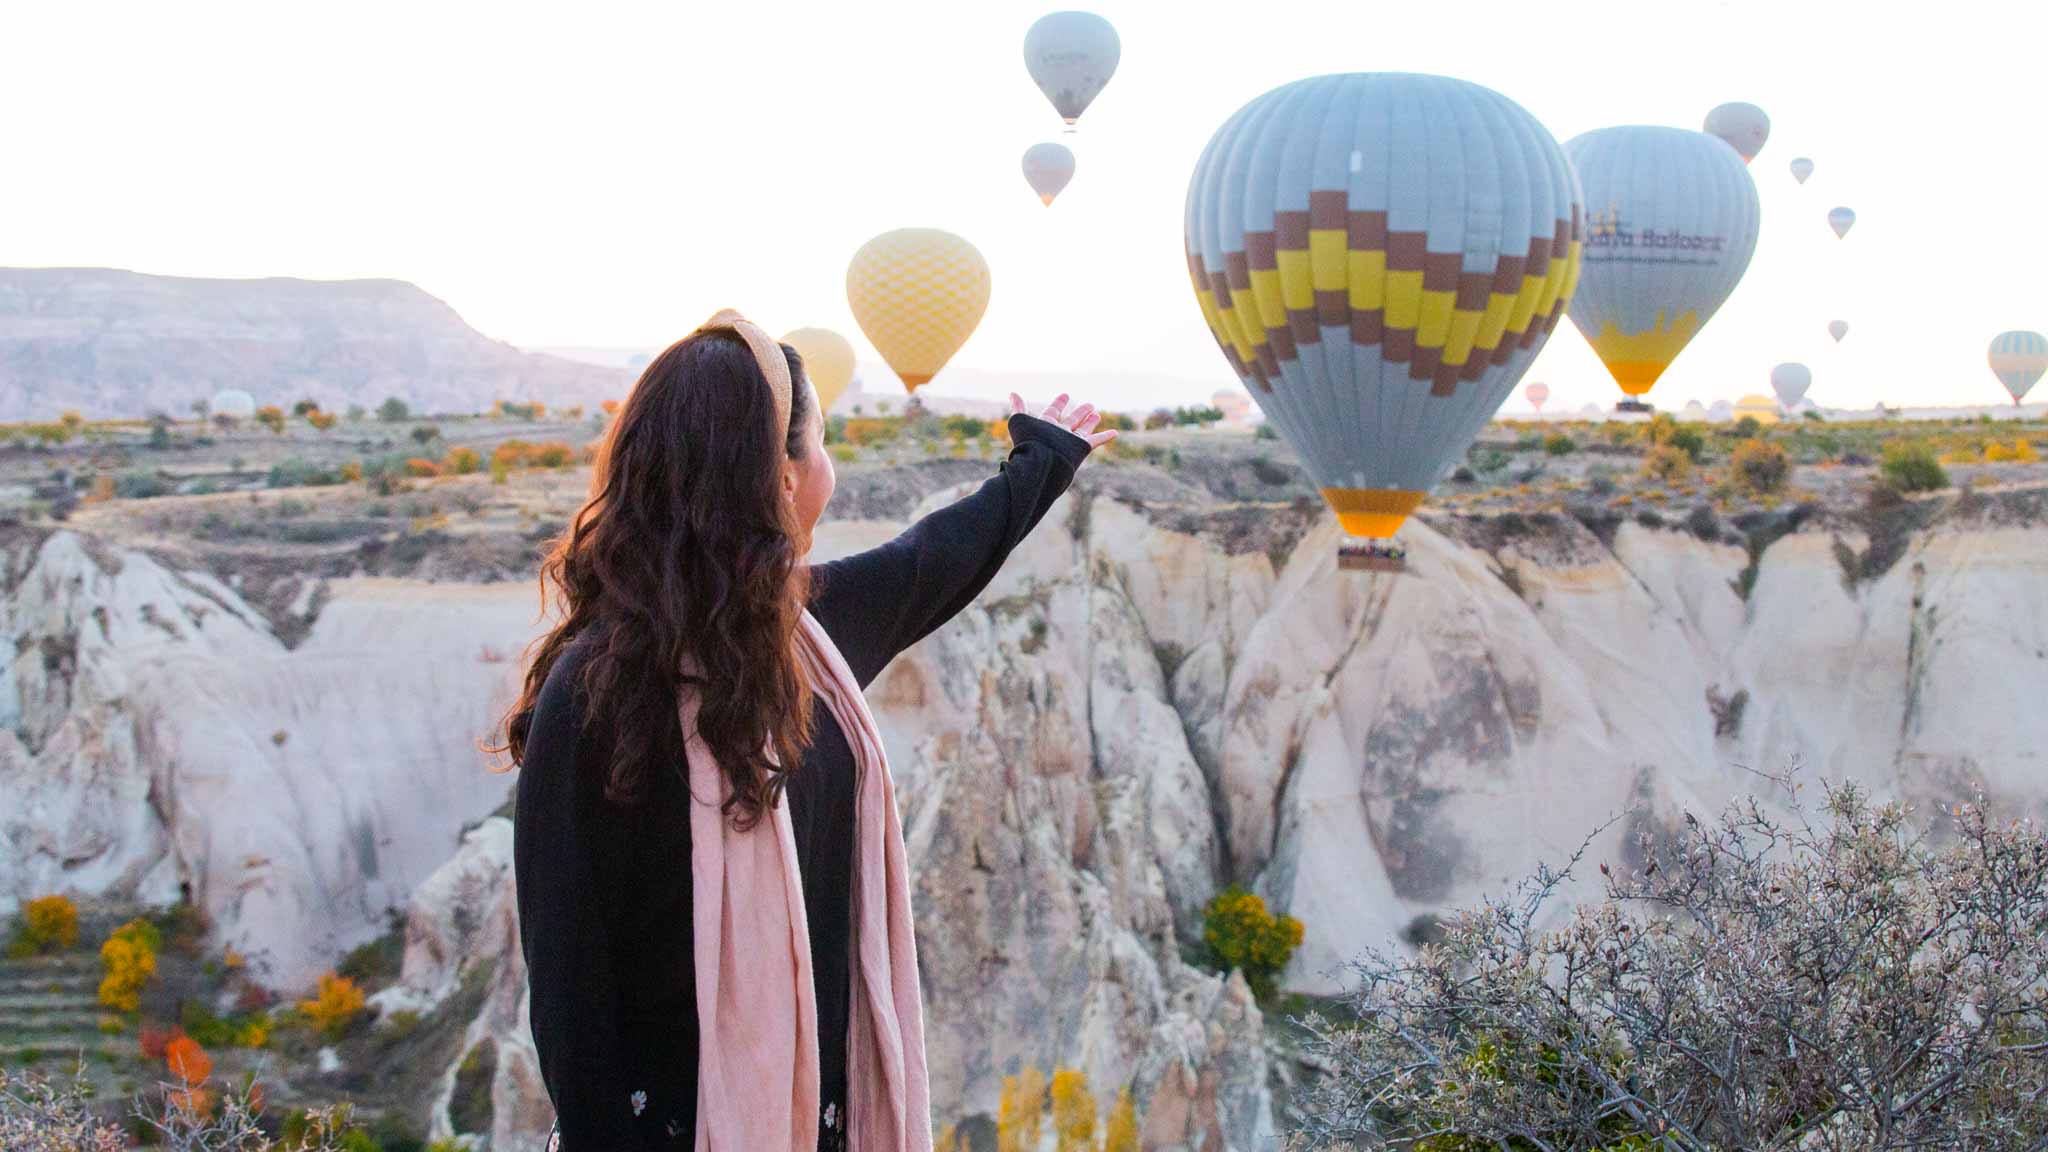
[{"xmin": 494, "ymin": 330, "xmax": 814, "ymax": 828}]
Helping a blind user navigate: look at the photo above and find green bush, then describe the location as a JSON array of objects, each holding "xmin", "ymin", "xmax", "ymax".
[
  {"xmin": 115, "ymin": 470, "xmax": 175, "ymax": 499},
  {"xmin": 1201, "ymin": 886, "xmax": 1303, "ymax": 1001},
  {"xmin": 1880, "ymin": 441, "xmax": 1948, "ymax": 493},
  {"xmin": 267, "ymin": 459, "xmax": 350, "ymax": 489},
  {"xmin": 1543, "ymin": 434, "xmax": 1576, "ymax": 457},
  {"xmin": 377, "ymin": 397, "xmax": 411, "ymax": 423},
  {"xmin": 1730, "ymin": 439, "xmax": 1790, "ymax": 497},
  {"xmin": 1666, "ymin": 426, "xmax": 1706, "ymax": 461}
]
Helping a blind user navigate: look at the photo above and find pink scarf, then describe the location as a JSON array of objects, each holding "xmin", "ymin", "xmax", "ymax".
[{"xmin": 685, "ymin": 610, "xmax": 932, "ymax": 1152}]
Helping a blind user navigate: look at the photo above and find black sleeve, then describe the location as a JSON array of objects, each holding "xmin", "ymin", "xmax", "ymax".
[
  {"xmin": 809, "ymin": 412, "xmax": 1092, "ymax": 687},
  {"xmin": 514, "ymin": 650, "xmax": 651, "ymax": 1152}
]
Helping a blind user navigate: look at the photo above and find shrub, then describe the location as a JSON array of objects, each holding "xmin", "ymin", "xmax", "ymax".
[
  {"xmin": 266, "ymin": 459, "xmax": 349, "ymax": 489},
  {"xmin": 1050, "ymin": 1068, "xmax": 1095, "ymax": 1152},
  {"xmin": 1641, "ymin": 442, "xmax": 1693, "ymax": 483},
  {"xmin": 1200, "ymin": 885, "xmax": 1303, "ymax": 1001},
  {"xmin": 1880, "ymin": 440, "xmax": 1948, "ymax": 493},
  {"xmin": 841, "ymin": 418, "xmax": 898, "ymax": 446},
  {"xmin": 255, "ymin": 407, "xmax": 286, "ymax": 434},
  {"xmin": 1292, "ymin": 779, "xmax": 2048, "ymax": 1149},
  {"xmin": 11, "ymin": 895, "xmax": 79, "ymax": 956},
  {"xmin": 292, "ymin": 398, "xmax": 322, "ymax": 417},
  {"xmin": 1729, "ymin": 438, "xmax": 1789, "ymax": 496},
  {"xmin": 116, "ymin": 470, "xmax": 175, "ymax": 499},
  {"xmin": 98, "ymin": 918, "xmax": 161, "ymax": 1013},
  {"xmin": 600, "ymin": 399, "xmax": 622, "ymax": 416},
  {"xmin": 308, "ymin": 410, "xmax": 339, "ymax": 431},
  {"xmin": 410, "ymin": 425, "xmax": 441, "ymax": 446},
  {"xmin": 490, "ymin": 440, "xmax": 533, "ymax": 473},
  {"xmin": 1102, "ymin": 1087, "xmax": 1139, "ymax": 1152},
  {"xmin": 1143, "ymin": 408, "xmax": 1174, "ymax": 431},
  {"xmin": 1666, "ymin": 424, "xmax": 1706, "ymax": 461},
  {"xmin": 1173, "ymin": 404, "xmax": 1226, "ymax": 426},
  {"xmin": 530, "ymin": 441, "xmax": 574, "ymax": 468},
  {"xmin": 997, "ymin": 1065, "xmax": 1046, "ymax": 1152},
  {"xmin": 298, "ymin": 972, "xmax": 365, "ymax": 1040},
  {"xmin": 1255, "ymin": 422, "xmax": 1279, "ymax": 441},
  {"xmin": 403, "ymin": 458, "xmax": 441, "ymax": 478},
  {"xmin": 443, "ymin": 446, "xmax": 481, "ymax": 475},
  {"xmin": 1732, "ymin": 415, "xmax": 1762, "ymax": 438},
  {"xmin": 1096, "ymin": 411, "xmax": 1136, "ymax": 433},
  {"xmin": 1542, "ymin": 434, "xmax": 1576, "ymax": 456},
  {"xmin": 377, "ymin": 397, "xmax": 411, "ymax": 423},
  {"xmin": 165, "ymin": 1033, "xmax": 212, "ymax": 1087},
  {"xmin": 1983, "ymin": 438, "xmax": 2039, "ymax": 463},
  {"xmin": 828, "ymin": 443, "xmax": 860, "ymax": 463},
  {"xmin": 941, "ymin": 414, "xmax": 987, "ymax": 440}
]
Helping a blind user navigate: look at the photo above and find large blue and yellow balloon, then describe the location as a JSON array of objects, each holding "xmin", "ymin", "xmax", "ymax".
[
  {"xmin": 1184, "ymin": 72, "xmax": 1581, "ymax": 540},
  {"xmin": 1565, "ymin": 126, "xmax": 1761, "ymax": 400}
]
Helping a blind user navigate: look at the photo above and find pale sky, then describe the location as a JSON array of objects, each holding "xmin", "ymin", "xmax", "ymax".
[{"xmin": 5, "ymin": 0, "xmax": 2043, "ymax": 415}]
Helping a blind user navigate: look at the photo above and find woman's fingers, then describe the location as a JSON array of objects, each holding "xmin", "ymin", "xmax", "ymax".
[
  {"xmin": 1009, "ymin": 392, "xmax": 1026, "ymax": 415},
  {"xmin": 1066, "ymin": 403, "xmax": 1097, "ymax": 433},
  {"xmin": 1040, "ymin": 393, "xmax": 1070, "ymax": 424},
  {"xmin": 1084, "ymin": 428, "xmax": 1119, "ymax": 448}
]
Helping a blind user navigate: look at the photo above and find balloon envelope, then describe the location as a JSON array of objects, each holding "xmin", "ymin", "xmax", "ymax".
[
  {"xmin": 1770, "ymin": 362, "xmax": 1812, "ymax": 408},
  {"xmin": 1526, "ymin": 382, "xmax": 1550, "ymax": 410},
  {"xmin": 846, "ymin": 228, "xmax": 991, "ymax": 393},
  {"xmin": 1185, "ymin": 72, "xmax": 1582, "ymax": 540},
  {"xmin": 1565, "ymin": 126, "xmax": 1760, "ymax": 399},
  {"xmin": 1828, "ymin": 207, "xmax": 1856, "ymax": 238},
  {"xmin": 1023, "ymin": 11, "xmax": 1119, "ymax": 125},
  {"xmin": 781, "ymin": 327, "xmax": 856, "ymax": 413},
  {"xmin": 1789, "ymin": 156, "xmax": 1814, "ymax": 184},
  {"xmin": 1829, "ymin": 319, "xmax": 1849, "ymax": 342},
  {"xmin": 1988, "ymin": 330, "xmax": 2047, "ymax": 404},
  {"xmin": 1703, "ymin": 102, "xmax": 1770, "ymax": 163},
  {"xmin": 210, "ymin": 389, "xmax": 256, "ymax": 419},
  {"xmin": 1021, "ymin": 142, "xmax": 1076, "ymax": 205}
]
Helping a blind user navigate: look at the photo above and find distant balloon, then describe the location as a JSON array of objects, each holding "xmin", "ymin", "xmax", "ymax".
[
  {"xmin": 1770, "ymin": 362, "xmax": 1812, "ymax": 409},
  {"xmin": 1828, "ymin": 207, "xmax": 1856, "ymax": 238},
  {"xmin": 1184, "ymin": 73, "xmax": 1581, "ymax": 543},
  {"xmin": 1988, "ymin": 330, "xmax": 2047, "ymax": 405},
  {"xmin": 1526, "ymin": 382, "xmax": 1551, "ymax": 414},
  {"xmin": 781, "ymin": 327, "xmax": 856, "ymax": 413},
  {"xmin": 210, "ymin": 389, "xmax": 256, "ymax": 420},
  {"xmin": 1789, "ymin": 156, "xmax": 1814, "ymax": 184},
  {"xmin": 846, "ymin": 228, "xmax": 991, "ymax": 393},
  {"xmin": 1023, "ymin": 11, "xmax": 1120, "ymax": 126},
  {"xmin": 1703, "ymin": 102, "xmax": 1770, "ymax": 163},
  {"xmin": 1021, "ymin": 142, "xmax": 1076, "ymax": 206},
  {"xmin": 1829, "ymin": 320, "xmax": 1849, "ymax": 343},
  {"xmin": 1566, "ymin": 126, "xmax": 1761, "ymax": 400},
  {"xmin": 1734, "ymin": 393, "xmax": 1781, "ymax": 425}
]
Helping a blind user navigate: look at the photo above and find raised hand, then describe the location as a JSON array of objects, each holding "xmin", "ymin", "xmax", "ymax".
[{"xmin": 1010, "ymin": 392, "xmax": 1118, "ymax": 450}]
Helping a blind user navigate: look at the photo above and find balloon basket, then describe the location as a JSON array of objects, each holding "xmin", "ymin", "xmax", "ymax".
[
  {"xmin": 1615, "ymin": 399, "xmax": 1655, "ymax": 415},
  {"xmin": 1338, "ymin": 539, "xmax": 1407, "ymax": 573}
]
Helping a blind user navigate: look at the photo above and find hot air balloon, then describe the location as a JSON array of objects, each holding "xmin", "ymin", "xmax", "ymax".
[
  {"xmin": 210, "ymin": 388, "xmax": 256, "ymax": 421},
  {"xmin": 1184, "ymin": 72, "xmax": 1582, "ymax": 570},
  {"xmin": 1770, "ymin": 362, "xmax": 1811, "ymax": 409},
  {"xmin": 781, "ymin": 327, "xmax": 856, "ymax": 413},
  {"xmin": 1023, "ymin": 11, "xmax": 1119, "ymax": 128},
  {"xmin": 1828, "ymin": 207, "xmax": 1855, "ymax": 238},
  {"xmin": 1566, "ymin": 126, "xmax": 1760, "ymax": 410},
  {"xmin": 846, "ymin": 228, "xmax": 991, "ymax": 393},
  {"xmin": 1703, "ymin": 102, "xmax": 1770, "ymax": 163},
  {"xmin": 1829, "ymin": 320, "xmax": 1849, "ymax": 343},
  {"xmin": 1526, "ymin": 382, "xmax": 1550, "ymax": 417},
  {"xmin": 1734, "ymin": 393, "xmax": 1780, "ymax": 425},
  {"xmin": 1988, "ymin": 330, "xmax": 2047, "ymax": 405},
  {"xmin": 1789, "ymin": 156, "xmax": 1814, "ymax": 184},
  {"xmin": 1021, "ymin": 142, "xmax": 1076, "ymax": 206}
]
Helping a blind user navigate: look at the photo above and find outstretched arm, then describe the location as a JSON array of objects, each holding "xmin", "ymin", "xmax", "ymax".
[{"xmin": 809, "ymin": 394, "xmax": 1113, "ymax": 687}]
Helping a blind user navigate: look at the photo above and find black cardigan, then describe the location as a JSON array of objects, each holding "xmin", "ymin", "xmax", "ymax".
[{"xmin": 514, "ymin": 415, "xmax": 1090, "ymax": 1151}]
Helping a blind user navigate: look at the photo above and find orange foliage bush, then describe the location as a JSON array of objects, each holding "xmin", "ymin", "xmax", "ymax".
[
  {"xmin": 403, "ymin": 458, "xmax": 441, "ymax": 478},
  {"xmin": 299, "ymin": 971, "xmax": 365, "ymax": 1040},
  {"xmin": 444, "ymin": 446, "xmax": 482, "ymax": 475},
  {"xmin": 166, "ymin": 1034, "xmax": 212, "ymax": 1085}
]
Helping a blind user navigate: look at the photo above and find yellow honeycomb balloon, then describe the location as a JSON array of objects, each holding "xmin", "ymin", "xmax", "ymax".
[{"xmin": 846, "ymin": 228, "xmax": 991, "ymax": 393}]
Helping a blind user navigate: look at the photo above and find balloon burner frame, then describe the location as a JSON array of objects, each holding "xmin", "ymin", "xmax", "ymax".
[{"xmin": 1338, "ymin": 539, "xmax": 1408, "ymax": 573}]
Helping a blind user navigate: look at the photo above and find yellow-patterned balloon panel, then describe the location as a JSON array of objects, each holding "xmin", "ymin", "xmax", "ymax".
[
  {"xmin": 781, "ymin": 327, "xmax": 855, "ymax": 413},
  {"xmin": 846, "ymin": 228, "xmax": 992, "ymax": 392}
]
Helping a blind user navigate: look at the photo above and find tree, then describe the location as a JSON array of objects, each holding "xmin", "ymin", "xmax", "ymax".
[
  {"xmin": 411, "ymin": 424, "xmax": 441, "ymax": 446},
  {"xmin": 307, "ymin": 410, "xmax": 339, "ymax": 431},
  {"xmin": 255, "ymin": 406, "xmax": 286, "ymax": 434},
  {"xmin": 1880, "ymin": 441, "xmax": 1948, "ymax": 493},
  {"xmin": 98, "ymin": 918, "xmax": 161, "ymax": 1012},
  {"xmin": 997, "ymin": 1066, "xmax": 1047, "ymax": 1152},
  {"xmin": 1101, "ymin": 1087, "xmax": 1139, "ymax": 1152},
  {"xmin": 298, "ymin": 972, "xmax": 365, "ymax": 1040},
  {"xmin": 1729, "ymin": 438, "xmax": 1789, "ymax": 496},
  {"xmin": 292, "ymin": 398, "xmax": 322, "ymax": 417},
  {"xmin": 1291, "ymin": 775, "xmax": 2048, "ymax": 1150},
  {"xmin": 377, "ymin": 397, "xmax": 411, "ymax": 423},
  {"xmin": 1051, "ymin": 1069, "xmax": 1096, "ymax": 1152},
  {"xmin": 1202, "ymin": 885, "xmax": 1303, "ymax": 1001}
]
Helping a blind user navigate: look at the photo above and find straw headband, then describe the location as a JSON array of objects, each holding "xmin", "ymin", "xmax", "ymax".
[{"xmin": 692, "ymin": 308, "xmax": 793, "ymax": 452}]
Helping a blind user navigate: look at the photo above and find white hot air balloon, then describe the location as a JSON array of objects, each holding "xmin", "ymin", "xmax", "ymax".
[
  {"xmin": 1828, "ymin": 207, "xmax": 1856, "ymax": 238},
  {"xmin": 1789, "ymin": 156, "xmax": 1814, "ymax": 184},
  {"xmin": 1021, "ymin": 142, "xmax": 1076, "ymax": 205},
  {"xmin": 1023, "ymin": 11, "xmax": 1120, "ymax": 128},
  {"xmin": 210, "ymin": 388, "xmax": 257, "ymax": 420},
  {"xmin": 1703, "ymin": 102, "xmax": 1770, "ymax": 163},
  {"xmin": 1567, "ymin": 126, "xmax": 1761, "ymax": 408},
  {"xmin": 1770, "ymin": 362, "xmax": 1812, "ymax": 409},
  {"xmin": 1829, "ymin": 320, "xmax": 1849, "ymax": 343},
  {"xmin": 1526, "ymin": 381, "xmax": 1551, "ymax": 417},
  {"xmin": 1988, "ymin": 331, "xmax": 2047, "ymax": 405}
]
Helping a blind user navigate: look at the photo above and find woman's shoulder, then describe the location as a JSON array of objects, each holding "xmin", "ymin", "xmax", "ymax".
[{"xmin": 524, "ymin": 629, "xmax": 609, "ymax": 773}]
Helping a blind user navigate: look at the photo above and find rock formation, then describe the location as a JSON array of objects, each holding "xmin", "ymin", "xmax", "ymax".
[{"xmin": 5, "ymin": 470, "xmax": 2046, "ymax": 1147}]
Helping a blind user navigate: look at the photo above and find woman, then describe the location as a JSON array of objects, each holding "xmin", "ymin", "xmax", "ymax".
[{"xmin": 502, "ymin": 311, "xmax": 1113, "ymax": 1152}]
